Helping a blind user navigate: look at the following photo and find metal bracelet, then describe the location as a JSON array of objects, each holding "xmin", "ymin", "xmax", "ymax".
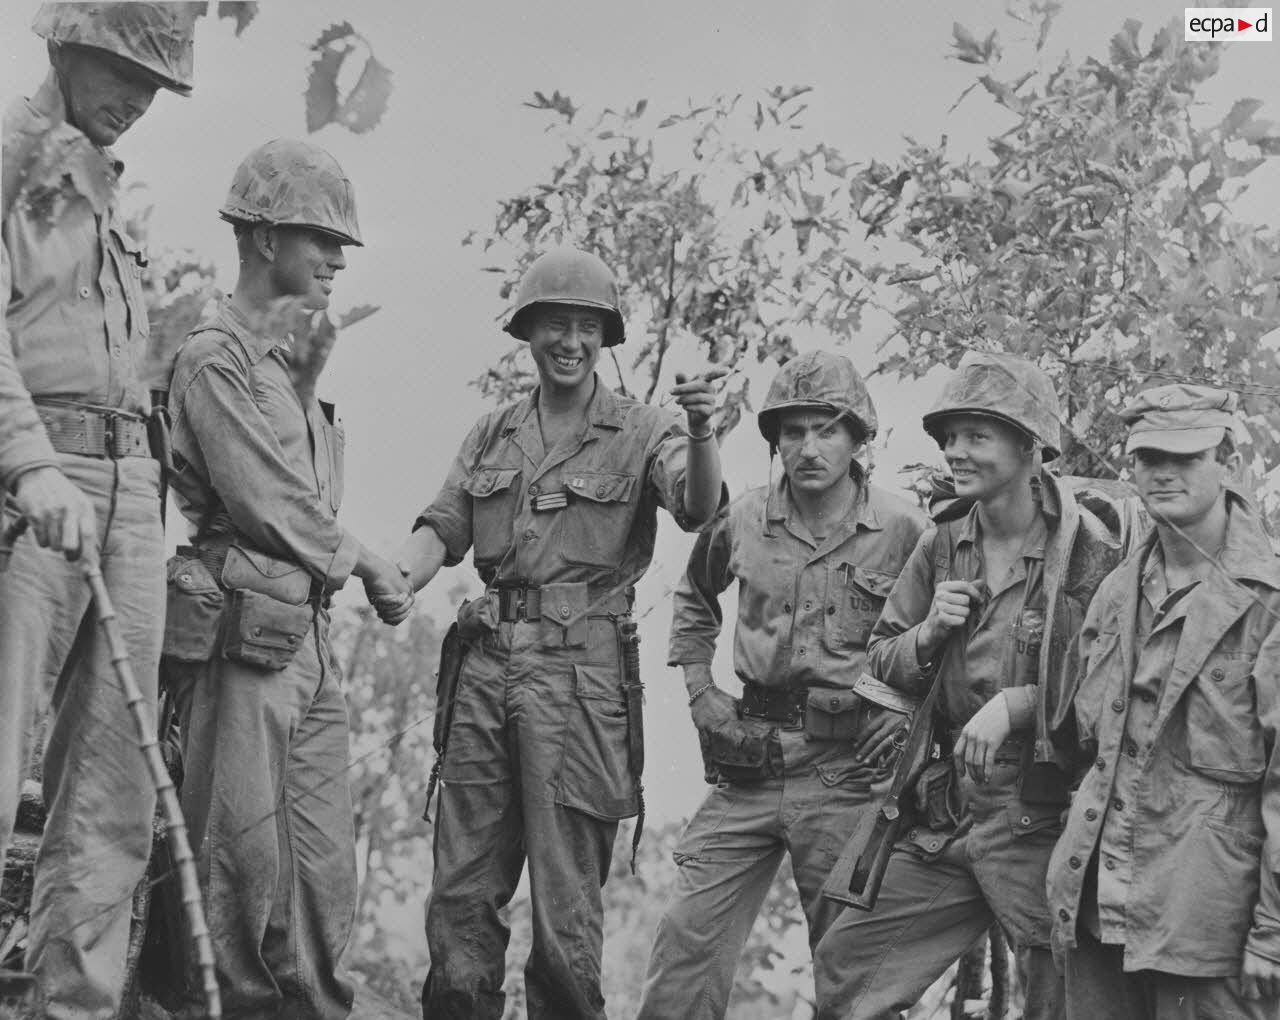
[
  {"xmin": 688, "ymin": 427, "xmax": 715, "ymax": 443},
  {"xmin": 687, "ymin": 680, "xmax": 716, "ymax": 706}
]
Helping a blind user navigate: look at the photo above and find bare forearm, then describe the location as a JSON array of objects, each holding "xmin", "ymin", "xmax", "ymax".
[
  {"xmin": 396, "ymin": 525, "xmax": 448, "ymax": 592},
  {"xmin": 682, "ymin": 433, "xmax": 722, "ymax": 525}
]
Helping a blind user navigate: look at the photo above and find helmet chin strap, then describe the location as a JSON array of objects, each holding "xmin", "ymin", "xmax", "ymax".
[{"xmin": 47, "ymin": 43, "xmax": 82, "ymax": 133}]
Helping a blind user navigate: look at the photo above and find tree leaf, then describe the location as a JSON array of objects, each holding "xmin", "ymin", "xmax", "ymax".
[{"xmin": 217, "ymin": 1, "xmax": 258, "ymax": 36}]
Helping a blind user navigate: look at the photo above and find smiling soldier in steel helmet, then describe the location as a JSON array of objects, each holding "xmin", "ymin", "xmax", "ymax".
[
  {"xmin": 814, "ymin": 349, "xmax": 1128, "ymax": 1020},
  {"xmin": 163, "ymin": 138, "xmax": 408, "ymax": 1019},
  {"xmin": 0, "ymin": 3, "xmax": 198, "ymax": 1012},
  {"xmin": 636, "ymin": 350, "xmax": 927, "ymax": 1020},
  {"xmin": 395, "ymin": 245, "xmax": 726, "ymax": 1019}
]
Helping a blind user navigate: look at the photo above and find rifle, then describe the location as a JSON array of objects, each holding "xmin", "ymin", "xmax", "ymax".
[
  {"xmin": 423, "ymin": 620, "xmax": 465, "ymax": 822},
  {"xmin": 821, "ymin": 663, "xmax": 944, "ymax": 912}
]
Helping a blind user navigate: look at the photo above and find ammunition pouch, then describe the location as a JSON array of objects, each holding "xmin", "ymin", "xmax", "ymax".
[
  {"xmin": 915, "ymin": 759, "xmax": 963, "ymax": 832},
  {"xmin": 221, "ymin": 589, "xmax": 313, "ymax": 671},
  {"xmin": 218, "ymin": 544, "xmax": 315, "ymax": 671},
  {"xmin": 804, "ymin": 688, "xmax": 865, "ymax": 741},
  {"xmin": 698, "ymin": 714, "xmax": 779, "ymax": 784},
  {"xmin": 161, "ymin": 549, "xmax": 224, "ymax": 663}
]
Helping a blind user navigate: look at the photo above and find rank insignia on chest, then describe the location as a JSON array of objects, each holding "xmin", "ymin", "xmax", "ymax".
[{"xmin": 531, "ymin": 489, "xmax": 570, "ymax": 512}]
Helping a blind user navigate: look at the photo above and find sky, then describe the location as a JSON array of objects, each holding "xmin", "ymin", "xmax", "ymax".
[{"xmin": 3, "ymin": 0, "xmax": 1278, "ymax": 823}]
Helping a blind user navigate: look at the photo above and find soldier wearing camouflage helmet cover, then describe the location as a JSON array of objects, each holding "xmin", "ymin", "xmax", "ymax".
[
  {"xmin": 0, "ymin": 3, "xmax": 197, "ymax": 1012},
  {"xmin": 1049, "ymin": 384, "xmax": 1280, "ymax": 1019},
  {"xmin": 163, "ymin": 139, "xmax": 408, "ymax": 1018},
  {"xmin": 814, "ymin": 350, "xmax": 1128, "ymax": 1020},
  {"xmin": 636, "ymin": 351, "xmax": 926, "ymax": 1020},
  {"xmin": 394, "ymin": 246, "xmax": 725, "ymax": 1019}
]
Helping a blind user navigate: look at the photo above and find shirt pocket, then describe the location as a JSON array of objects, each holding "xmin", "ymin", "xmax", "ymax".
[
  {"xmin": 1186, "ymin": 654, "xmax": 1265, "ymax": 782},
  {"xmin": 826, "ymin": 565, "xmax": 897, "ymax": 650},
  {"xmin": 463, "ymin": 467, "xmax": 522, "ymax": 567},
  {"xmin": 560, "ymin": 470, "xmax": 637, "ymax": 568}
]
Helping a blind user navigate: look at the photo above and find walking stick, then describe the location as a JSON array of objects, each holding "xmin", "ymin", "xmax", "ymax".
[{"xmin": 0, "ymin": 511, "xmax": 222, "ymax": 1018}]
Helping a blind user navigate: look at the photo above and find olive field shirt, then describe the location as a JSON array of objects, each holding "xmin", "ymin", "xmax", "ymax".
[
  {"xmin": 417, "ymin": 375, "xmax": 704, "ymax": 592},
  {"xmin": 1, "ymin": 72, "xmax": 151, "ymax": 488},
  {"xmin": 668, "ymin": 479, "xmax": 925, "ymax": 693},
  {"xmin": 168, "ymin": 301, "xmax": 357, "ymax": 589}
]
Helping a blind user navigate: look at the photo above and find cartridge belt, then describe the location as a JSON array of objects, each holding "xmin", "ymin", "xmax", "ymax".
[
  {"xmin": 35, "ymin": 399, "xmax": 151, "ymax": 460},
  {"xmin": 489, "ymin": 580, "xmax": 633, "ymax": 623}
]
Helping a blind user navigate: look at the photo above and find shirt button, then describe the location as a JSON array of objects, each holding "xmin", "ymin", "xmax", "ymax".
[
  {"xmin": 523, "ymin": 529, "xmax": 536, "ymax": 542},
  {"xmin": 1111, "ymin": 698, "xmax": 1125, "ymax": 713},
  {"xmin": 1069, "ymin": 855, "xmax": 1081, "ymax": 869},
  {"xmin": 1112, "ymin": 797, "xmax": 1125, "ymax": 811},
  {"xmin": 1058, "ymin": 909, "xmax": 1071, "ymax": 922},
  {"xmin": 79, "ymin": 285, "xmax": 91, "ymax": 298},
  {"xmin": 1126, "ymin": 742, "xmax": 1138, "ymax": 758},
  {"xmin": 829, "ymin": 697, "xmax": 840, "ymax": 709},
  {"xmin": 1210, "ymin": 667, "xmax": 1225, "ymax": 682},
  {"xmin": 804, "ymin": 601, "xmax": 812, "ymax": 611},
  {"xmin": 596, "ymin": 485, "xmax": 606, "ymax": 497},
  {"xmin": 1019, "ymin": 815, "xmax": 1032, "ymax": 827},
  {"xmin": 529, "ymin": 483, "xmax": 540, "ymax": 496},
  {"xmin": 827, "ymin": 606, "xmax": 836, "ymax": 615},
  {"xmin": 797, "ymin": 648, "xmax": 807, "ymax": 657},
  {"xmin": 104, "ymin": 283, "xmax": 115, "ymax": 296},
  {"xmin": 1095, "ymin": 757, "xmax": 1106, "ymax": 771},
  {"xmin": 1084, "ymin": 808, "xmax": 1098, "ymax": 822},
  {"xmin": 111, "ymin": 347, "xmax": 121, "ymax": 358},
  {"xmin": 784, "ymin": 602, "xmax": 792, "ymax": 613},
  {"xmin": 559, "ymin": 606, "xmax": 570, "ymax": 619},
  {"xmin": 1104, "ymin": 858, "xmax": 1117, "ymax": 871}
]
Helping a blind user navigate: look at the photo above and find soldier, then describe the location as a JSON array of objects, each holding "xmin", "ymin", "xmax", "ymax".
[
  {"xmin": 813, "ymin": 351, "xmax": 1125, "ymax": 1020},
  {"xmin": 1048, "ymin": 384, "xmax": 1280, "ymax": 1019},
  {"xmin": 635, "ymin": 352, "xmax": 926, "ymax": 1020},
  {"xmin": 395, "ymin": 246, "xmax": 725, "ymax": 1019},
  {"xmin": 163, "ymin": 139, "xmax": 411, "ymax": 1018},
  {"xmin": 0, "ymin": 3, "xmax": 198, "ymax": 1012}
]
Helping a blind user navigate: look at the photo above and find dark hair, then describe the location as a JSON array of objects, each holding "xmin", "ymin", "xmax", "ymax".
[{"xmin": 1214, "ymin": 434, "xmax": 1236, "ymax": 464}]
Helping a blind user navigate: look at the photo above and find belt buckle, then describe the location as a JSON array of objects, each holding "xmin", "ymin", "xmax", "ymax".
[
  {"xmin": 102, "ymin": 414, "xmax": 120, "ymax": 459},
  {"xmin": 496, "ymin": 583, "xmax": 529, "ymax": 622}
]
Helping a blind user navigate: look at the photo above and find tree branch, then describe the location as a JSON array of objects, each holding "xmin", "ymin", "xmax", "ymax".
[{"xmin": 643, "ymin": 232, "xmax": 680, "ymax": 404}]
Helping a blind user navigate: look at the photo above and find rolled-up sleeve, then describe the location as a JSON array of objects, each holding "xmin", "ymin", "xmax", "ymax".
[
  {"xmin": 668, "ymin": 508, "xmax": 735, "ymax": 666},
  {"xmin": 180, "ymin": 360, "xmax": 358, "ymax": 589},
  {"xmin": 413, "ymin": 420, "xmax": 484, "ymax": 567},
  {"xmin": 866, "ymin": 528, "xmax": 939, "ymax": 698},
  {"xmin": 0, "ymin": 243, "xmax": 57, "ymax": 489}
]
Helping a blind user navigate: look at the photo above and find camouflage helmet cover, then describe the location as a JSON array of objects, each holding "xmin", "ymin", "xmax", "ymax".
[
  {"xmin": 757, "ymin": 350, "xmax": 879, "ymax": 447},
  {"xmin": 219, "ymin": 139, "xmax": 363, "ymax": 246},
  {"xmin": 503, "ymin": 247, "xmax": 626, "ymax": 347},
  {"xmin": 33, "ymin": 2, "xmax": 199, "ymax": 96},
  {"xmin": 922, "ymin": 350, "xmax": 1062, "ymax": 460}
]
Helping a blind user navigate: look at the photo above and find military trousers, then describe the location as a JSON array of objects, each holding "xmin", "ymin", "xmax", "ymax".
[
  {"xmin": 636, "ymin": 729, "xmax": 877, "ymax": 1020},
  {"xmin": 813, "ymin": 762, "xmax": 1064, "ymax": 1020},
  {"xmin": 1062, "ymin": 928, "xmax": 1278, "ymax": 1020},
  {"xmin": 0, "ymin": 454, "xmax": 163, "ymax": 1020},
  {"xmin": 170, "ymin": 607, "xmax": 356, "ymax": 1020},
  {"xmin": 423, "ymin": 616, "xmax": 637, "ymax": 1020}
]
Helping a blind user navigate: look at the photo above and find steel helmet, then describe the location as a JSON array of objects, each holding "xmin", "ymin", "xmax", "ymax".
[
  {"xmin": 219, "ymin": 139, "xmax": 363, "ymax": 246},
  {"xmin": 503, "ymin": 247, "xmax": 625, "ymax": 347},
  {"xmin": 757, "ymin": 351, "xmax": 879, "ymax": 449},
  {"xmin": 922, "ymin": 350, "xmax": 1062, "ymax": 460},
  {"xmin": 33, "ymin": 2, "xmax": 198, "ymax": 96}
]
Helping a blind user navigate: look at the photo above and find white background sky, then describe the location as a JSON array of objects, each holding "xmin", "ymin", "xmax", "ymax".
[{"xmin": 4, "ymin": 0, "xmax": 1278, "ymax": 823}]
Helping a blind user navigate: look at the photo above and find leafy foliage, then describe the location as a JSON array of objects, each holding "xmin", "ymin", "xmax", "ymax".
[
  {"xmin": 471, "ymin": 12, "xmax": 1280, "ymax": 499},
  {"xmin": 306, "ymin": 22, "xmax": 393, "ymax": 136},
  {"xmin": 854, "ymin": 16, "xmax": 1280, "ymax": 480},
  {"xmin": 468, "ymin": 86, "xmax": 876, "ymax": 440}
]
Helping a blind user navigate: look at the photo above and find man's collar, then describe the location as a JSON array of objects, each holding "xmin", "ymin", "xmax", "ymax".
[
  {"xmin": 216, "ymin": 300, "xmax": 290, "ymax": 365},
  {"xmin": 506, "ymin": 374, "xmax": 626, "ymax": 434},
  {"xmin": 764, "ymin": 476, "xmax": 881, "ymax": 533}
]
